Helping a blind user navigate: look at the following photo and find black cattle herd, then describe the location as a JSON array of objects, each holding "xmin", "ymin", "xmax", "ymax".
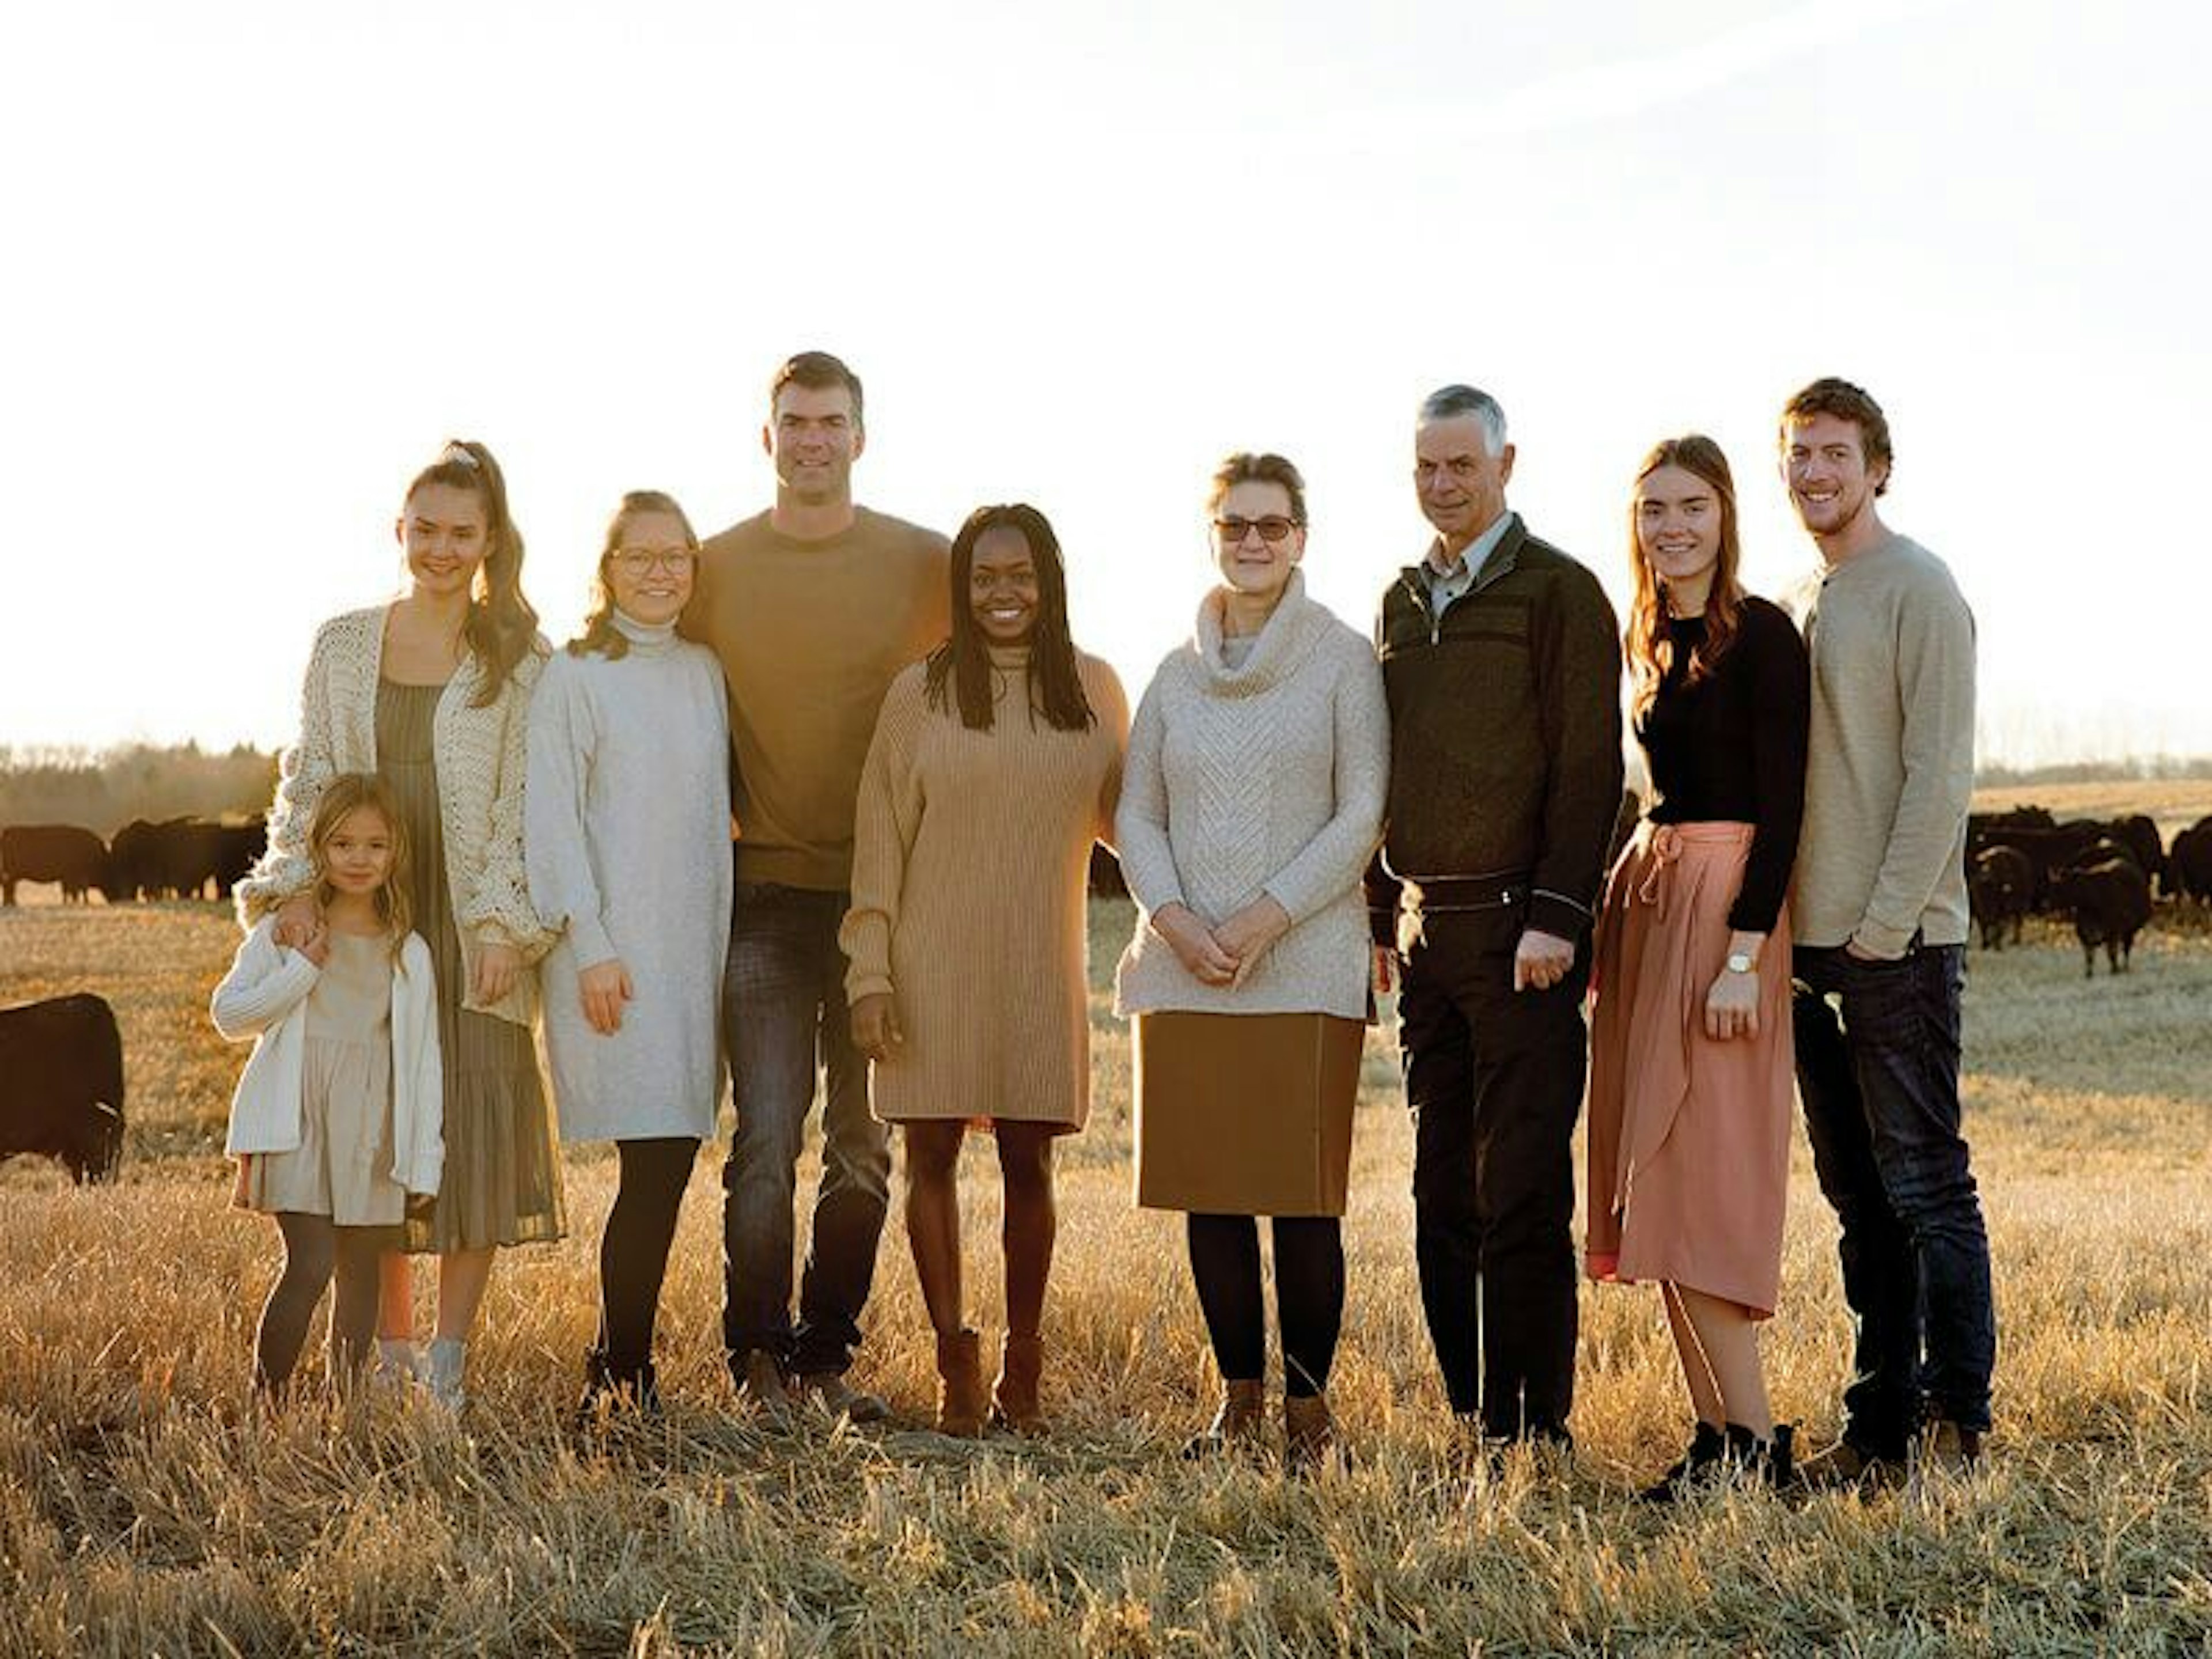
[
  {"xmin": 0, "ymin": 805, "xmax": 2207, "ymax": 1187},
  {"xmin": 1967, "ymin": 807, "xmax": 2212, "ymax": 974},
  {"xmin": 0, "ymin": 817, "xmax": 267, "ymax": 907}
]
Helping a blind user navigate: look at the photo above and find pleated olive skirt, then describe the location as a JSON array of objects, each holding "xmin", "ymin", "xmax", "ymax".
[{"xmin": 377, "ymin": 679, "xmax": 565, "ymax": 1253}]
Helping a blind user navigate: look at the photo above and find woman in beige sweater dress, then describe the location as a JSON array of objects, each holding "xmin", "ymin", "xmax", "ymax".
[{"xmin": 843, "ymin": 503, "xmax": 1127, "ymax": 1435}]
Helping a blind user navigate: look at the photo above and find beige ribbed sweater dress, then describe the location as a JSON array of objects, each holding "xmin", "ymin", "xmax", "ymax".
[{"xmin": 841, "ymin": 647, "xmax": 1128, "ymax": 1132}]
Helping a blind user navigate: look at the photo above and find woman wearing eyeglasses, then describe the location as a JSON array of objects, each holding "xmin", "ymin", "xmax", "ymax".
[
  {"xmin": 1115, "ymin": 452, "xmax": 1389, "ymax": 1466},
  {"xmin": 527, "ymin": 490, "xmax": 732, "ymax": 1418}
]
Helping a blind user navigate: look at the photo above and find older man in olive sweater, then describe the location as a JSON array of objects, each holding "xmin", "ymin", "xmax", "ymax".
[{"xmin": 1369, "ymin": 385, "xmax": 1623, "ymax": 1447}]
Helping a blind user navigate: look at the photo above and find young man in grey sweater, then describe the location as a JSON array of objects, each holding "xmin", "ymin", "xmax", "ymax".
[{"xmin": 1780, "ymin": 377, "xmax": 1995, "ymax": 1484}]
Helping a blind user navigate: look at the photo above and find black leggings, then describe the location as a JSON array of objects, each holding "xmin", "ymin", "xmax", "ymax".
[
  {"xmin": 1187, "ymin": 1213, "xmax": 1345, "ymax": 1398},
  {"xmin": 256, "ymin": 1213, "xmax": 383, "ymax": 1394},
  {"xmin": 599, "ymin": 1137, "xmax": 698, "ymax": 1376}
]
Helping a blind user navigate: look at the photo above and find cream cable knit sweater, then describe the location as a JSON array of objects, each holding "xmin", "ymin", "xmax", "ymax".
[
  {"xmin": 235, "ymin": 603, "xmax": 552, "ymax": 1027},
  {"xmin": 1114, "ymin": 573, "xmax": 1389, "ymax": 1020}
]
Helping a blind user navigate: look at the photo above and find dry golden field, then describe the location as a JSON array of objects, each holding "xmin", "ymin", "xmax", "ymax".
[{"xmin": 2, "ymin": 886, "xmax": 2209, "ymax": 1656}]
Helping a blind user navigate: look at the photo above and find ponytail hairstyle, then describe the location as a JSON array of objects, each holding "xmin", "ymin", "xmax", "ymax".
[
  {"xmin": 305, "ymin": 772, "xmax": 413, "ymax": 964},
  {"xmin": 1624, "ymin": 433, "xmax": 1745, "ymax": 721},
  {"xmin": 570, "ymin": 490, "xmax": 700, "ymax": 662},
  {"xmin": 402, "ymin": 438, "xmax": 539, "ymax": 706},
  {"xmin": 924, "ymin": 503, "xmax": 1095, "ymax": 733}
]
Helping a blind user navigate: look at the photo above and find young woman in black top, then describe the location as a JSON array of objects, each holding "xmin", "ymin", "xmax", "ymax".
[{"xmin": 1586, "ymin": 434, "xmax": 1810, "ymax": 1498}]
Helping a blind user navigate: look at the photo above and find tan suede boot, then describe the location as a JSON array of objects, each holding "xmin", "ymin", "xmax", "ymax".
[
  {"xmin": 1182, "ymin": 1377, "xmax": 1267, "ymax": 1458},
  {"xmin": 935, "ymin": 1329, "xmax": 988, "ymax": 1437},
  {"xmin": 1283, "ymin": 1392, "xmax": 1337, "ymax": 1469},
  {"xmin": 993, "ymin": 1334, "xmax": 1047, "ymax": 1436}
]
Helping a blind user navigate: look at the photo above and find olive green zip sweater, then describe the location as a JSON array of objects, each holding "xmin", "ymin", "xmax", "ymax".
[{"xmin": 1366, "ymin": 516, "xmax": 1624, "ymax": 945}]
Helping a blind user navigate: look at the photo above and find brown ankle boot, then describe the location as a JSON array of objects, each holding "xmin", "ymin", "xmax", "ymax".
[
  {"xmin": 1283, "ymin": 1392, "xmax": 1336, "ymax": 1469},
  {"xmin": 935, "ymin": 1329, "xmax": 988, "ymax": 1437},
  {"xmin": 992, "ymin": 1334, "xmax": 1046, "ymax": 1436},
  {"xmin": 1183, "ymin": 1377, "xmax": 1267, "ymax": 1458}
]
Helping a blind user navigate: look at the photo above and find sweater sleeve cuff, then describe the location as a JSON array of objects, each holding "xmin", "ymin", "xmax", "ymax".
[
  {"xmin": 1527, "ymin": 891, "xmax": 1593, "ymax": 942},
  {"xmin": 1851, "ymin": 916, "xmax": 1916, "ymax": 959},
  {"xmin": 1725, "ymin": 895, "xmax": 1783, "ymax": 935},
  {"xmin": 569, "ymin": 917, "xmax": 616, "ymax": 968},
  {"xmin": 847, "ymin": 972, "xmax": 895, "ymax": 1005}
]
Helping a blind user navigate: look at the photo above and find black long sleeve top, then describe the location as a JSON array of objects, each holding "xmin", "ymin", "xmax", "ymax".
[{"xmin": 1635, "ymin": 594, "xmax": 1810, "ymax": 933}]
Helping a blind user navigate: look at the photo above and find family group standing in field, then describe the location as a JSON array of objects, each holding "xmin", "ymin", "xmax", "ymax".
[{"xmin": 209, "ymin": 351, "xmax": 1995, "ymax": 1502}]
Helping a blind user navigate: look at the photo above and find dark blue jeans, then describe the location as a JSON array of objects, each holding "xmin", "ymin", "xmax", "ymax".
[
  {"xmin": 720, "ymin": 881, "xmax": 890, "ymax": 1377},
  {"xmin": 1792, "ymin": 942, "xmax": 1995, "ymax": 1451}
]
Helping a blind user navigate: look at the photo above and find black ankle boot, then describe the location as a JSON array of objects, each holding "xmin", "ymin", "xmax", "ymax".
[
  {"xmin": 1641, "ymin": 1420, "xmax": 1725, "ymax": 1503},
  {"xmin": 1724, "ymin": 1422, "xmax": 1795, "ymax": 1486},
  {"xmin": 577, "ymin": 1350, "xmax": 662, "ymax": 1427}
]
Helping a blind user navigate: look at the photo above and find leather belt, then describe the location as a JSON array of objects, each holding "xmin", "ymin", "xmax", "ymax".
[{"xmin": 1400, "ymin": 872, "xmax": 1529, "ymax": 914}]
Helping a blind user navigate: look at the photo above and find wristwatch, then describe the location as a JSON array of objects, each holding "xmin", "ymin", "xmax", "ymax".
[{"xmin": 1724, "ymin": 951, "xmax": 1756, "ymax": 975}]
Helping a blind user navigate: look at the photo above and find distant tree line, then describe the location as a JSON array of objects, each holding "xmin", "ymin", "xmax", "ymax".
[
  {"xmin": 1975, "ymin": 755, "xmax": 2212, "ymax": 787},
  {"xmin": 0, "ymin": 744, "xmax": 277, "ymax": 835},
  {"xmin": 0, "ymin": 743, "xmax": 2203, "ymax": 837}
]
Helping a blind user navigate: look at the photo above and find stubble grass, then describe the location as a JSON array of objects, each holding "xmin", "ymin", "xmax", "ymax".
[{"xmin": 1, "ymin": 897, "xmax": 2208, "ymax": 1655}]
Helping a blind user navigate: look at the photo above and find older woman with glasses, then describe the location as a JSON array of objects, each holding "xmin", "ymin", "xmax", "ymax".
[
  {"xmin": 1115, "ymin": 452, "xmax": 1389, "ymax": 1466},
  {"xmin": 527, "ymin": 490, "xmax": 732, "ymax": 1418}
]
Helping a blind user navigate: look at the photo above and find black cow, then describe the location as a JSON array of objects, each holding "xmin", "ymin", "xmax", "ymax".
[
  {"xmin": 1967, "ymin": 820, "xmax": 2108, "ymax": 912},
  {"xmin": 2047, "ymin": 857, "xmax": 2154, "ymax": 977},
  {"xmin": 105, "ymin": 820, "xmax": 155, "ymax": 902},
  {"xmin": 214, "ymin": 817, "xmax": 268, "ymax": 897},
  {"xmin": 2109, "ymin": 815, "xmax": 2166, "ymax": 895},
  {"xmin": 1087, "ymin": 843, "xmax": 1130, "ymax": 899},
  {"xmin": 144, "ymin": 819, "xmax": 226, "ymax": 900},
  {"xmin": 0, "ymin": 824, "xmax": 113, "ymax": 905},
  {"xmin": 1968, "ymin": 844, "xmax": 2033, "ymax": 949},
  {"xmin": 0, "ymin": 993, "xmax": 125, "ymax": 1182},
  {"xmin": 2169, "ymin": 817, "xmax": 2212, "ymax": 907}
]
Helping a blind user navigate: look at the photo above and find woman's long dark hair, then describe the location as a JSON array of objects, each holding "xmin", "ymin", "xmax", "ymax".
[
  {"xmin": 403, "ymin": 438, "xmax": 539, "ymax": 707},
  {"xmin": 925, "ymin": 503, "xmax": 1094, "ymax": 733}
]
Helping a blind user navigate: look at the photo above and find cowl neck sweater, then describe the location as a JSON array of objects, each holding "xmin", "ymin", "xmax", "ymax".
[{"xmin": 1191, "ymin": 571, "xmax": 1328, "ymax": 698}]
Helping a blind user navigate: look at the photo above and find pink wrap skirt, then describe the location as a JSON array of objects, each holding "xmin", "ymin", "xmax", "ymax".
[{"xmin": 1585, "ymin": 820, "xmax": 1794, "ymax": 1317}]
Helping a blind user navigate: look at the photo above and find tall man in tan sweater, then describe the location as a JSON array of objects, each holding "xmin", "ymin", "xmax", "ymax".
[
  {"xmin": 1780, "ymin": 377, "xmax": 1994, "ymax": 1483},
  {"xmin": 683, "ymin": 351, "xmax": 950, "ymax": 1419}
]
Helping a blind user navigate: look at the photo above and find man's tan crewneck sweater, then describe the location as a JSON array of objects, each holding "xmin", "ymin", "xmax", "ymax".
[
  {"xmin": 684, "ymin": 507, "xmax": 950, "ymax": 889},
  {"xmin": 1787, "ymin": 532, "xmax": 1976, "ymax": 956}
]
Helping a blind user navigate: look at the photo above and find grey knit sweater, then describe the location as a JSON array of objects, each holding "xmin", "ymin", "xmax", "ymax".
[{"xmin": 1113, "ymin": 573, "xmax": 1389, "ymax": 1020}]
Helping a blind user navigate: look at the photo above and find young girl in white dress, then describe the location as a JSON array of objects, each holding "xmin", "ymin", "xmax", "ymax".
[{"xmin": 214, "ymin": 774, "xmax": 445, "ymax": 1397}]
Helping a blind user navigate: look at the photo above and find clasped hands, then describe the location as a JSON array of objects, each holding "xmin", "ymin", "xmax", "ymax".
[{"xmin": 1153, "ymin": 896, "xmax": 1292, "ymax": 990}]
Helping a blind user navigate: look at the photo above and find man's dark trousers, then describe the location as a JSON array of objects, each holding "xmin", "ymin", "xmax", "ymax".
[
  {"xmin": 1401, "ymin": 904, "xmax": 1588, "ymax": 1440},
  {"xmin": 1791, "ymin": 941, "xmax": 1994, "ymax": 1455}
]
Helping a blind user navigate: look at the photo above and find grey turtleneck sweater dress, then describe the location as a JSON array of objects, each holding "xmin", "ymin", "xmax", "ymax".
[{"xmin": 525, "ymin": 612, "xmax": 732, "ymax": 1143}]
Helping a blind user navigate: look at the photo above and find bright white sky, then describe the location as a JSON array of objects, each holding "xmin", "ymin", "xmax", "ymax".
[{"xmin": 3, "ymin": 0, "xmax": 2204, "ymax": 767}]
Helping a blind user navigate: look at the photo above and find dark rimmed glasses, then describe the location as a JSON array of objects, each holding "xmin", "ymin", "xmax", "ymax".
[
  {"xmin": 1211, "ymin": 515, "xmax": 1302, "ymax": 545},
  {"xmin": 613, "ymin": 547, "xmax": 697, "ymax": 578}
]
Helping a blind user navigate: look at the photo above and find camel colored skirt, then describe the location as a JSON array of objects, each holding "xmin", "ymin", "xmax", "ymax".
[{"xmin": 1585, "ymin": 821, "xmax": 1794, "ymax": 1318}]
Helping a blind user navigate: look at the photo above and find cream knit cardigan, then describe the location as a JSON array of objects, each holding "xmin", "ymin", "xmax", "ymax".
[
  {"xmin": 1114, "ymin": 573, "xmax": 1389, "ymax": 1020},
  {"xmin": 213, "ymin": 917, "xmax": 445, "ymax": 1196},
  {"xmin": 235, "ymin": 604, "xmax": 551, "ymax": 1027}
]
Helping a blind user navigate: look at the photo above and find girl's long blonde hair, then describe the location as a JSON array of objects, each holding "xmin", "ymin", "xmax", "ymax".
[
  {"xmin": 306, "ymin": 774, "xmax": 412, "ymax": 964},
  {"xmin": 1625, "ymin": 433, "xmax": 1745, "ymax": 721}
]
